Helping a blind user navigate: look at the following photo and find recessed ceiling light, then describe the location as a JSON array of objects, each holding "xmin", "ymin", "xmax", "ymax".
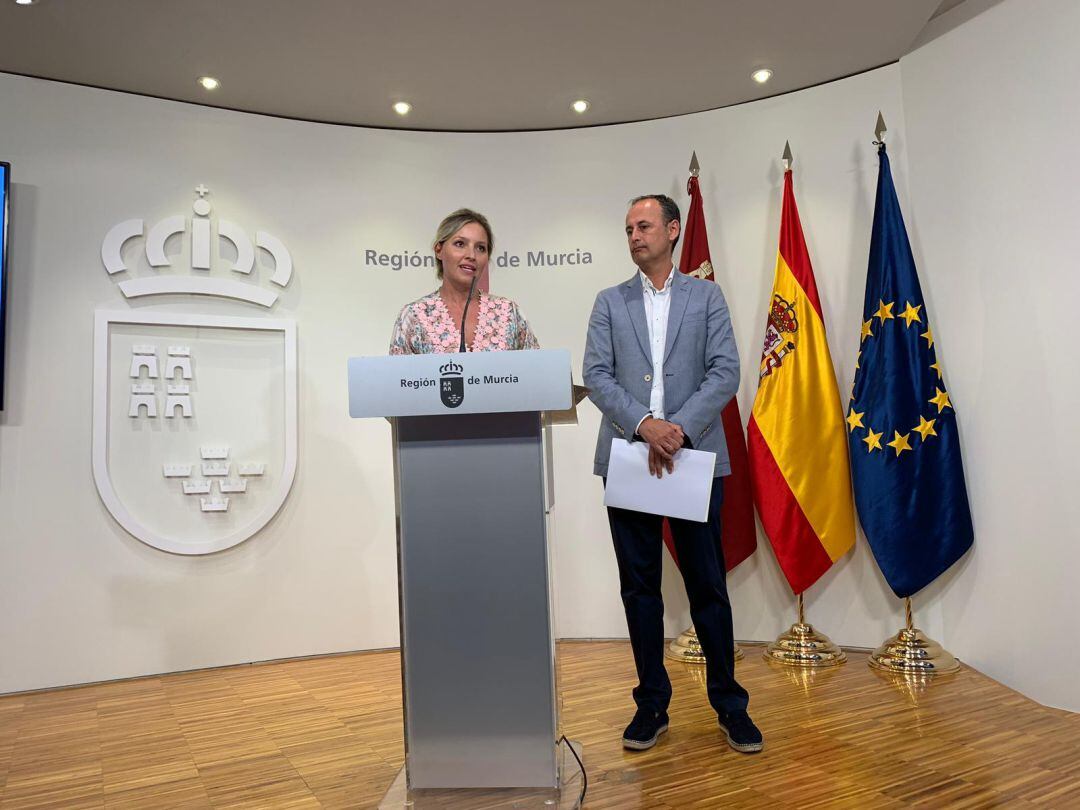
[
  {"xmin": 14, "ymin": 0, "xmax": 36, "ymax": 5},
  {"xmin": 197, "ymin": 76, "xmax": 220, "ymax": 91},
  {"xmin": 393, "ymin": 101, "xmax": 412, "ymax": 116},
  {"xmin": 571, "ymin": 99, "xmax": 590, "ymax": 114},
  {"xmin": 751, "ymin": 68, "xmax": 773, "ymax": 84}
]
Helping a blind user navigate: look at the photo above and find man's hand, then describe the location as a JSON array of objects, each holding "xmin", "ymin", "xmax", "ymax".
[
  {"xmin": 638, "ymin": 416, "xmax": 684, "ymax": 459},
  {"xmin": 648, "ymin": 445, "xmax": 675, "ymax": 478}
]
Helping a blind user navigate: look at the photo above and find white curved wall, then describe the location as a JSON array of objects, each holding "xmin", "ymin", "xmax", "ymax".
[
  {"xmin": 899, "ymin": 0, "xmax": 1080, "ymax": 712},
  {"xmin": 0, "ymin": 0, "xmax": 1076, "ymax": 711}
]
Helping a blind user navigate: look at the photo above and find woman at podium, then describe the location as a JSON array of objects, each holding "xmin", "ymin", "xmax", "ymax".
[{"xmin": 390, "ymin": 209, "xmax": 540, "ymax": 354}]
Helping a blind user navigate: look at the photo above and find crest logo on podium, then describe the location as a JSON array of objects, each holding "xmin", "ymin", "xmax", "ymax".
[
  {"xmin": 92, "ymin": 185, "xmax": 298, "ymax": 555},
  {"xmin": 440, "ymin": 361, "xmax": 465, "ymax": 408}
]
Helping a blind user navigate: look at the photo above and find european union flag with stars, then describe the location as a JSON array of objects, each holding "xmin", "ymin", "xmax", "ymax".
[{"xmin": 847, "ymin": 143, "xmax": 974, "ymax": 599}]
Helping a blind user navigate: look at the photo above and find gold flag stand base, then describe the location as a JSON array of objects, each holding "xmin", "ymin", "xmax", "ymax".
[
  {"xmin": 763, "ymin": 594, "xmax": 846, "ymax": 668},
  {"xmin": 868, "ymin": 597, "xmax": 960, "ymax": 675},
  {"xmin": 666, "ymin": 625, "xmax": 744, "ymax": 663}
]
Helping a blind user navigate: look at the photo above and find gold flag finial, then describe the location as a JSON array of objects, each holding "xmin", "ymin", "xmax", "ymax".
[
  {"xmin": 875, "ymin": 111, "xmax": 887, "ymax": 142},
  {"xmin": 689, "ymin": 150, "xmax": 700, "ymax": 177},
  {"xmin": 782, "ymin": 140, "xmax": 793, "ymax": 170}
]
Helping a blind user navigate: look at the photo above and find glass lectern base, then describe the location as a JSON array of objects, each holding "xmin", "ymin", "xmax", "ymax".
[{"xmin": 379, "ymin": 740, "xmax": 585, "ymax": 810}]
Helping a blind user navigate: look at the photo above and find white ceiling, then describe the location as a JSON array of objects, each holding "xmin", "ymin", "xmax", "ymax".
[{"xmin": 0, "ymin": 0, "xmax": 960, "ymax": 131}]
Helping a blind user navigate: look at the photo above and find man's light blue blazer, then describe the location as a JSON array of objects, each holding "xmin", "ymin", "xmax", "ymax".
[{"xmin": 583, "ymin": 269, "xmax": 740, "ymax": 478}]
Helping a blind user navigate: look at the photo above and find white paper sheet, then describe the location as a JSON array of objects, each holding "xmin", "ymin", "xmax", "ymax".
[{"xmin": 603, "ymin": 438, "xmax": 717, "ymax": 522}]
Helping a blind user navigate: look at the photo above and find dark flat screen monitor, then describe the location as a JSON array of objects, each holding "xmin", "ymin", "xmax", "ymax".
[{"xmin": 0, "ymin": 161, "xmax": 8, "ymax": 410}]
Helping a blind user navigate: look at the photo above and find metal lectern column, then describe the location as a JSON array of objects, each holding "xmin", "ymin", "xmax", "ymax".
[{"xmin": 392, "ymin": 411, "xmax": 558, "ymax": 789}]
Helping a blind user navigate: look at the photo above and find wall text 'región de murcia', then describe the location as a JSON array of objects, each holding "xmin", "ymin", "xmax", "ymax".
[{"xmin": 364, "ymin": 249, "xmax": 594, "ymax": 272}]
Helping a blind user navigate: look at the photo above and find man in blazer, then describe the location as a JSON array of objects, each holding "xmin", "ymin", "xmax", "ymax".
[{"xmin": 583, "ymin": 194, "xmax": 762, "ymax": 753}]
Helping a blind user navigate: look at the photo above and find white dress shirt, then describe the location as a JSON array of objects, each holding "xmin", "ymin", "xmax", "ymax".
[{"xmin": 636, "ymin": 265, "xmax": 676, "ymax": 431}]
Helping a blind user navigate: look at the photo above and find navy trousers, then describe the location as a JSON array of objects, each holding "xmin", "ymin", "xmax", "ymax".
[{"xmin": 606, "ymin": 476, "xmax": 749, "ymax": 716}]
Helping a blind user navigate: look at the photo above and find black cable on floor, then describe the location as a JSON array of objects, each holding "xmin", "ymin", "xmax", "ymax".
[{"xmin": 558, "ymin": 734, "xmax": 587, "ymax": 806}]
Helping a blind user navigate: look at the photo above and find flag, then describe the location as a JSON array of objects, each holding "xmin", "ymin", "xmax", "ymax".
[
  {"xmin": 656, "ymin": 176, "xmax": 760, "ymax": 570},
  {"xmin": 747, "ymin": 169, "xmax": 856, "ymax": 594},
  {"xmin": 663, "ymin": 173, "xmax": 757, "ymax": 572},
  {"xmin": 847, "ymin": 144, "xmax": 973, "ymax": 598}
]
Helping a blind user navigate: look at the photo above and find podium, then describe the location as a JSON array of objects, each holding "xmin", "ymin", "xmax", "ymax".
[{"xmin": 348, "ymin": 349, "xmax": 585, "ymax": 806}]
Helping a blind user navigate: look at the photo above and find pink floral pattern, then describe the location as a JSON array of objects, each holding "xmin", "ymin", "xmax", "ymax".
[{"xmin": 389, "ymin": 290, "xmax": 540, "ymax": 355}]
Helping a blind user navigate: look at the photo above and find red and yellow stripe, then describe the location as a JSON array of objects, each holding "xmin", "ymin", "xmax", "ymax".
[{"xmin": 747, "ymin": 171, "xmax": 855, "ymax": 594}]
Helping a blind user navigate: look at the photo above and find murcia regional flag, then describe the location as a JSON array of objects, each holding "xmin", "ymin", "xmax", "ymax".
[
  {"xmin": 666, "ymin": 170, "xmax": 757, "ymax": 572},
  {"xmin": 747, "ymin": 169, "xmax": 856, "ymax": 594}
]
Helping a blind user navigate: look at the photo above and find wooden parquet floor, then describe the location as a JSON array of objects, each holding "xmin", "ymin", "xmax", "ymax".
[{"xmin": 1, "ymin": 641, "xmax": 1078, "ymax": 808}]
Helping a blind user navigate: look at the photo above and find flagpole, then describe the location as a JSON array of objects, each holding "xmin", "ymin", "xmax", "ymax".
[
  {"xmin": 856, "ymin": 112, "xmax": 962, "ymax": 677},
  {"xmin": 759, "ymin": 140, "xmax": 846, "ymax": 669},
  {"xmin": 667, "ymin": 623, "xmax": 745, "ymax": 665},
  {"xmin": 666, "ymin": 149, "xmax": 745, "ymax": 667},
  {"xmin": 764, "ymin": 587, "xmax": 846, "ymax": 668},
  {"xmin": 868, "ymin": 595, "xmax": 961, "ymax": 675},
  {"xmin": 868, "ymin": 594, "xmax": 961, "ymax": 675}
]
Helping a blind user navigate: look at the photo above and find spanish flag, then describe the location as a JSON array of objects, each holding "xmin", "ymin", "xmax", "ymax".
[{"xmin": 747, "ymin": 170, "xmax": 855, "ymax": 594}]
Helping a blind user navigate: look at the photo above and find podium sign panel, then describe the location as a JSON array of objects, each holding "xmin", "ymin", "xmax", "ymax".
[
  {"xmin": 350, "ymin": 350, "xmax": 570, "ymax": 790},
  {"xmin": 348, "ymin": 349, "xmax": 571, "ymax": 417}
]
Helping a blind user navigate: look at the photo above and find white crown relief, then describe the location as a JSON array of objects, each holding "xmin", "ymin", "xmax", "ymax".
[
  {"xmin": 100, "ymin": 184, "xmax": 293, "ymax": 308},
  {"xmin": 163, "ymin": 447, "xmax": 265, "ymax": 513}
]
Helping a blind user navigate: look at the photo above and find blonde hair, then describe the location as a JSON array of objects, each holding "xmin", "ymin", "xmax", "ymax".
[{"xmin": 433, "ymin": 208, "xmax": 495, "ymax": 279}]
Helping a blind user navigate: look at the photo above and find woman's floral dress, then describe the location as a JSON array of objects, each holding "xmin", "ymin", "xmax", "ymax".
[{"xmin": 389, "ymin": 290, "xmax": 540, "ymax": 354}]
